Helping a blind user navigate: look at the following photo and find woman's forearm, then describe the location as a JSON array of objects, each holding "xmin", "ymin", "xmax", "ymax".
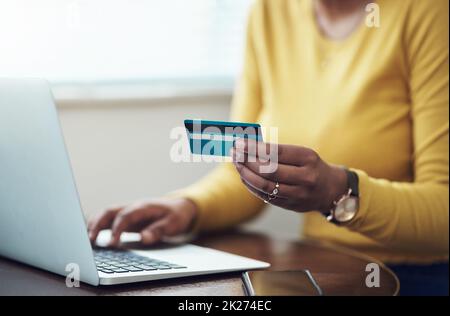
[{"xmin": 346, "ymin": 169, "xmax": 449, "ymax": 255}]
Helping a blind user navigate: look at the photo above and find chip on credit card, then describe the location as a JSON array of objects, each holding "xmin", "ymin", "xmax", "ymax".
[{"xmin": 184, "ymin": 119, "xmax": 263, "ymax": 156}]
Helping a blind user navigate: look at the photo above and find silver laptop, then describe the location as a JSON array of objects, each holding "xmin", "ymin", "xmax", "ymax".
[{"xmin": 0, "ymin": 78, "xmax": 269, "ymax": 286}]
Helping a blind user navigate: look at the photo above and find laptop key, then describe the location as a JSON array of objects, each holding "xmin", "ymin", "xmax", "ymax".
[
  {"xmin": 105, "ymin": 261, "xmax": 117, "ymax": 265},
  {"xmin": 127, "ymin": 266, "xmax": 143, "ymax": 272},
  {"xmin": 135, "ymin": 265, "xmax": 157, "ymax": 271},
  {"xmin": 103, "ymin": 265, "xmax": 117, "ymax": 270}
]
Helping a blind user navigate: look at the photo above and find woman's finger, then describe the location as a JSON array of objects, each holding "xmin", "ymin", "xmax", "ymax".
[
  {"xmin": 109, "ymin": 204, "xmax": 166, "ymax": 246},
  {"xmin": 88, "ymin": 206, "xmax": 124, "ymax": 242},
  {"xmin": 140, "ymin": 218, "xmax": 170, "ymax": 245},
  {"xmin": 240, "ymin": 177, "xmax": 296, "ymax": 209},
  {"xmin": 232, "ymin": 148, "xmax": 316, "ymax": 185},
  {"xmin": 234, "ymin": 162, "xmax": 301, "ymax": 198},
  {"xmin": 235, "ymin": 138, "xmax": 317, "ymax": 167},
  {"xmin": 238, "ymin": 169, "xmax": 289, "ymax": 200}
]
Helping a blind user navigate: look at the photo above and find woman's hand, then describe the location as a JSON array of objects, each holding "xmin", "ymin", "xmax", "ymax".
[
  {"xmin": 230, "ymin": 139, "xmax": 348, "ymax": 214},
  {"xmin": 88, "ymin": 198, "xmax": 198, "ymax": 247}
]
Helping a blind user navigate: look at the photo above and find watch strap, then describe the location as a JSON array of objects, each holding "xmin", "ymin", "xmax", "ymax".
[
  {"xmin": 345, "ymin": 169, "xmax": 359, "ymax": 197},
  {"xmin": 323, "ymin": 168, "xmax": 359, "ymax": 223}
]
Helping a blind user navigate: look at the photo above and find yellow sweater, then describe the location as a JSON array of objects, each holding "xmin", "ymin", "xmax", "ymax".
[{"xmin": 176, "ymin": 0, "xmax": 449, "ymax": 264}]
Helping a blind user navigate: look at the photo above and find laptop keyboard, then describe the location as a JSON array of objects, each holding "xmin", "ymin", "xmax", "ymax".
[{"xmin": 93, "ymin": 249, "xmax": 187, "ymax": 274}]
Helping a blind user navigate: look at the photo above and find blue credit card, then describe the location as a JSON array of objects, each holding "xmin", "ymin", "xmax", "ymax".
[{"xmin": 184, "ymin": 119, "xmax": 263, "ymax": 156}]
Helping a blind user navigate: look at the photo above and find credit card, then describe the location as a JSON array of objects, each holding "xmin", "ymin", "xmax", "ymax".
[{"xmin": 184, "ymin": 119, "xmax": 262, "ymax": 156}]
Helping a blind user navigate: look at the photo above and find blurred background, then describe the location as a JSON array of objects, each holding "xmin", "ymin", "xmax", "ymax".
[{"xmin": 0, "ymin": 0, "xmax": 301, "ymax": 239}]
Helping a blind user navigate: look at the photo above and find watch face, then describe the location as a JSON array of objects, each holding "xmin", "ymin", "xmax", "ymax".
[{"xmin": 334, "ymin": 196, "xmax": 359, "ymax": 222}]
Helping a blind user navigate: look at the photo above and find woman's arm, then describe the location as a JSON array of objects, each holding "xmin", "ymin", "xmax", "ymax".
[{"xmin": 344, "ymin": 1, "xmax": 449, "ymax": 254}]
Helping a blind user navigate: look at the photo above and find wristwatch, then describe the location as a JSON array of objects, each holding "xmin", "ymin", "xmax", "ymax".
[{"xmin": 325, "ymin": 169, "xmax": 360, "ymax": 224}]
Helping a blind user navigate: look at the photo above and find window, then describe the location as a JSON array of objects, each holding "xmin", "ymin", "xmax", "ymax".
[{"xmin": 0, "ymin": 0, "xmax": 253, "ymax": 88}]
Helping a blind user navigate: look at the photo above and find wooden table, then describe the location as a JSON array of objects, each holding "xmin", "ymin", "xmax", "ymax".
[{"xmin": 0, "ymin": 230, "xmax": 399, "ymax": 296}]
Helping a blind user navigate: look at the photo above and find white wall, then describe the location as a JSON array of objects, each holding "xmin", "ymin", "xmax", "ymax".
[{"xmin": 57, "ymin": 96, "xmax": 302, "ymax": 240}]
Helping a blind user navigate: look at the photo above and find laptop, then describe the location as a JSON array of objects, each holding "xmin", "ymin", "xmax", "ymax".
[{"xmin": 0, "ymin": 78, "xmax": 269, "ymax": 286}]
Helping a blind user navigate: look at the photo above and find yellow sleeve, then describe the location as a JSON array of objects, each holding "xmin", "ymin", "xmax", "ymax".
[
  {"xmin": 171, "ymin": 2, "xmax": 265, "ymax": 232},
  {"xmin": 346, "ymin": 1, "xmax": 449, "ymax": 255}
]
